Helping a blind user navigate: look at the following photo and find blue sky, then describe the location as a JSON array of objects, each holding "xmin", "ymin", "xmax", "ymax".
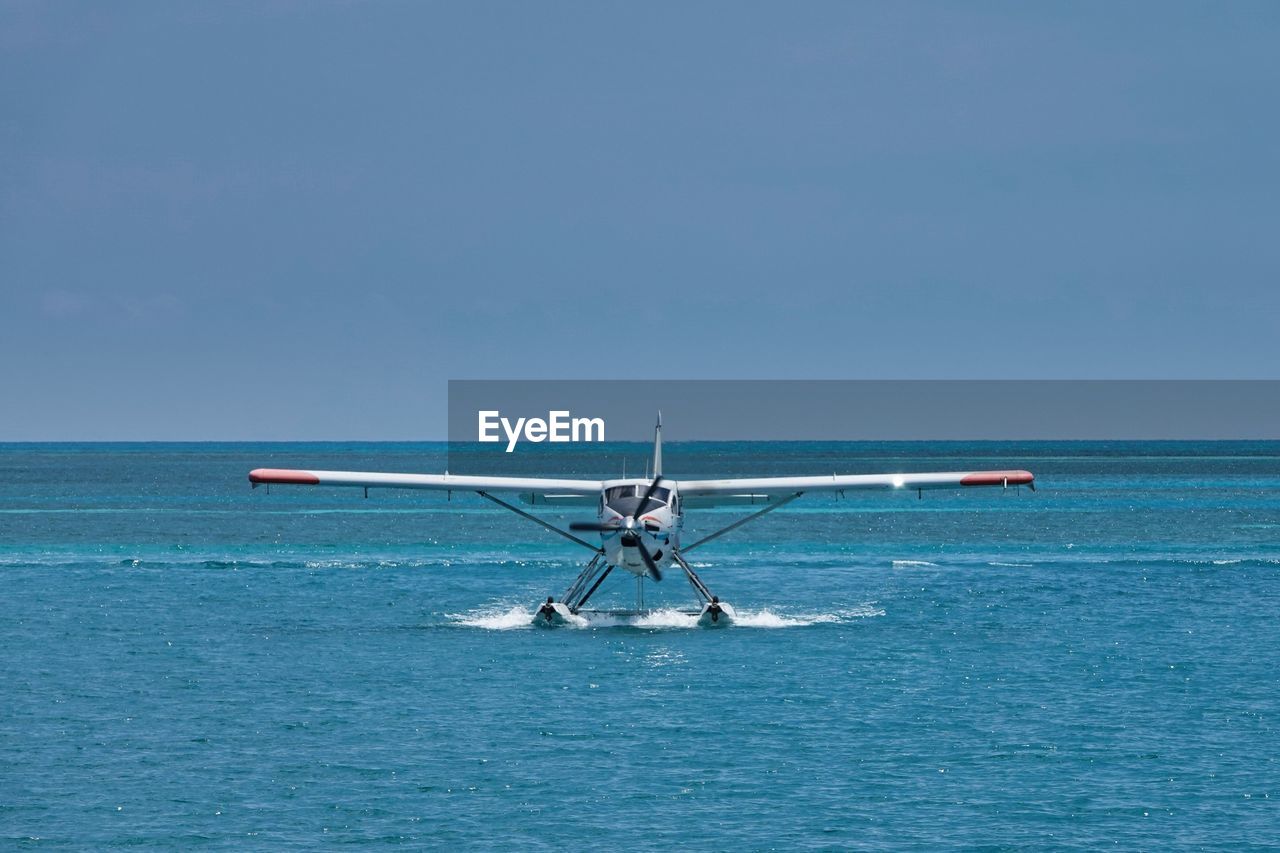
[{"xmin": 2, "ymin": 2, "xmax": 1277, "ymax": 439}]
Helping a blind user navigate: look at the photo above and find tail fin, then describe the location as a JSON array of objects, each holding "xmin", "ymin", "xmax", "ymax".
[{"xmin": 653, "ymin": 411, "xmax": 662, "ymax": 477}]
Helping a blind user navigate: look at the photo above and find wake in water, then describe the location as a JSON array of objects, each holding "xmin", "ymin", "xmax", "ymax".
[
  {"xmin": 455, "ymin": 606, "xmax": 552, "ymax": 630},
  {"xmin": 451, "ymin": 603, "xmax": 884, "ymax": 631}
]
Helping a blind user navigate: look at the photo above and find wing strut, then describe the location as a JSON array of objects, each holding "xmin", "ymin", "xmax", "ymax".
[
  {"xmin": 681, "ymin": 492, "xmax": 805, "ymax": 553},
  {"xmin": 476, "ymin": 490, "xmax": 603, "ymax": 553}
]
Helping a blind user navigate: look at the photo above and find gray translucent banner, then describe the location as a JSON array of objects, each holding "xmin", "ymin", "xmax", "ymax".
[
  {"xmin": 446, "ymin": 379, "xmax": 1280, "ymax": 476},
  {"xmin": 449, "ymin": 380, "xmax": 1279, "ymax": 442}
]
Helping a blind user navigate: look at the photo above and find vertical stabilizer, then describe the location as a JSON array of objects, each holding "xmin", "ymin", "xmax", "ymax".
[{"xmin": 653, "ymin": 411, "xmax": 663, "ymax": 477}]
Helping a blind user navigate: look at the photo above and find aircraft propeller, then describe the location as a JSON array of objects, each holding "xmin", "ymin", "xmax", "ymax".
[{"xmin": 570, "ymin": 475, "xmax": 665, "ymax": 581}]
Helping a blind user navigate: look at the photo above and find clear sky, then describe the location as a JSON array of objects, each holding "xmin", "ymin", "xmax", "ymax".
[{"xmin": 2, "ymin": 2, "xmax": 1277, "ymax": 439}]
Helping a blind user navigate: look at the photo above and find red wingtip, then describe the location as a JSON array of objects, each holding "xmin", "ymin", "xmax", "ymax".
[
  {"xmin": 960, "ymin": 470, "xmax": 1035, "ymax": 487},
  {"xmin": 249, "ymin": 468, "xmax": 321, "ymax": 485}
]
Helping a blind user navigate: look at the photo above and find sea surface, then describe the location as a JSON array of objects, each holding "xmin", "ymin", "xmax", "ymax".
[{"xmin": 2, "ymin": 441, "xmax": 1278, "ymax": 849}]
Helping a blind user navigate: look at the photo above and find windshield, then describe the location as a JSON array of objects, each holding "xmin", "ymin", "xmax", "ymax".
[
  {"xmin": 604, "ymin": 485, "xmax": 670, "ymax": 516},
  {"xmin": 606, "ymin": 485, "xmax": 669, "ymax": 503}
]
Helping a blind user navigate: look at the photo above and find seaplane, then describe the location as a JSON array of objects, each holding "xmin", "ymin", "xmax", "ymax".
[{"xmin": 248, "ymin": 415, "xmax": 1034, "ymax": 628}]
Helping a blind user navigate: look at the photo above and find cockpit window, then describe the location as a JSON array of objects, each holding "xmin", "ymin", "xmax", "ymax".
[{"xmin": 605, "ymin": 485, "xmax": 669, "ymax": 504}]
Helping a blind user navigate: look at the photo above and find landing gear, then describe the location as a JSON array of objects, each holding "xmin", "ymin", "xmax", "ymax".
[
  {"xmin": 671, "ymin": 549, "xmax": 712, "ymax": 604},
  {"xmin": 536, "ymin": 549, "xmax": 734, "ymax": 626},
  {"xmin": 669, "ymin": 550, "xmax": 735, "ymax": 625},
  {"xmin": 554, "ymin": 553, "xmax": 612, "ymax": 614}
]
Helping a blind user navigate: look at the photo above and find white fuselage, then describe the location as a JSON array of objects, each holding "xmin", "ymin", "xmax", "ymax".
[{"xmin": 595, "ymin": 479, "xmax": 683, "ymax": 576}]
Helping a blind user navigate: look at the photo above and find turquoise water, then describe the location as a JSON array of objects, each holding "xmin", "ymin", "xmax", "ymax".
[{"xmin": 3, "ymin": 442, "xmax": 1279, "ymax": 848}]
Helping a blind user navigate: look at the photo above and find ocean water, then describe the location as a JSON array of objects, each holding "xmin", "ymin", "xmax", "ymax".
[{"xmin": 2, "ymin": 441, "xmax": 1278, "ymax": 848}]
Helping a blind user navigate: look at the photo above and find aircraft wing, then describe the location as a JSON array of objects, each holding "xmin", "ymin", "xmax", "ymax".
[
  {"xmin": 248, "ymin": 468, "xmax": 603, "ymax": 503},
  {"xmin": 676, "ymin": 469, "xmax": 1034, "ymax": 507}
]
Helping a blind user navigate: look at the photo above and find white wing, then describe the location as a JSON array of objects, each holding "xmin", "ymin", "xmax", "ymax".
[
  {"xmin": 675, "ymin": 470, "xmax": 1033, "ymax": 507},
  {"xmin": 250, "ymin": 467, "xmax": 1034, "ymax": 507},
  {"xmin": 249, "ymin": 468, "xmax": 602, "ymax": 503}
]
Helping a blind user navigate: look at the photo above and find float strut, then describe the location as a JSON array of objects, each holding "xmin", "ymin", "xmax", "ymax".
[
  {"xmin": 561, "ymin": 553, "xmax": 605, "ymax": 610},
  {"xmin": 671, "ymin": 549, "xmax": 713, "ymax": 604},
  {"xmin": 573, "ymin": 565, "xmax": 613, "ymax": 612}
]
